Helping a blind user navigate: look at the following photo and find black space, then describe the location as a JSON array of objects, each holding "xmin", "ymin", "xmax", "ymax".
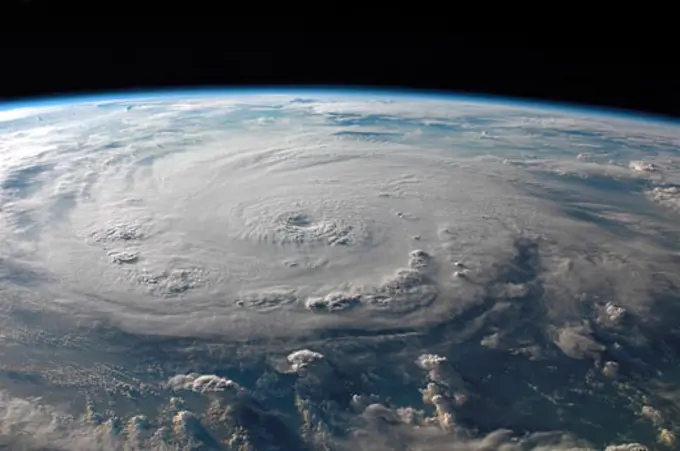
[{"xmin": 1, "ymin": 33, "xmax": 678, "ymax": 120}]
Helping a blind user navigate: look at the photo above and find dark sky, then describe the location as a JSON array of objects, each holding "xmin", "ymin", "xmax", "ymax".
[{"xmin": 1, "ymin": 32, "xmax": 678, "ymax": 120}]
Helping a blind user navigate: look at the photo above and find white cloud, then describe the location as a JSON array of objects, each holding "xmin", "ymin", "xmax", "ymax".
[
  {"xmin": 167, "ymin": 373, "xmax": 243, "ymax": 395},
  {"xmin": 287, "ymin": 349, "xmax": 325, "ymax": 372},
  {"xmin": 0, "ymin": 104, "xmax": 63, "ymax": 123},
  {"xmin": 351, "ymin": 399, "xmax": 651, "ymax": 451}
]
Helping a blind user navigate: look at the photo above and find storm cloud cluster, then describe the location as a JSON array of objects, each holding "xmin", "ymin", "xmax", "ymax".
[{"xmin": 0, "ymin": 91, "xmax": 679, "ymax": 449}]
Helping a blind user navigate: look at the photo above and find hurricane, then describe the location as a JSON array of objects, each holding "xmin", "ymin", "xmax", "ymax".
[{"xmin": 0, "ymin": 90, "xmax": 679, "ymax": 450}]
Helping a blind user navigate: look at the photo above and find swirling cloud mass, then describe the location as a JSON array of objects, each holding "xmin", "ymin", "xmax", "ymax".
[{"xmin": 0, "ymin": 91, "xmax": 679, "ymax": 450}]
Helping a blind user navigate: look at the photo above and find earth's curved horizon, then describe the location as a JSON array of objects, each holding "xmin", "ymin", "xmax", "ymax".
[{"xmin": 0, "ymin": 88, "xmax": 679, "ymax": 450}]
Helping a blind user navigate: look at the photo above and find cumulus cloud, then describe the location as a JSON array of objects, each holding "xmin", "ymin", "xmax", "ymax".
[
  {"xmin": 0, "ymin": 389, "xmax": 176, "ymax": 450},
  {"xmin": 287, "ymin": 349, "xmax": 325, "ymax": 372},
  {"xmin": 647, "ymin": 185, "xmax": 680, "ymax": 212},
  {"xmin": 167, "ymin": 373, "xmax": 243, "ymax": 395},
  {"xmin": 348, "ymin": 399, "xmax": 652, "ymax": 451},
  {"xmin": 551, "ymin": 323, "xmax": 605, "ymax": 360}
]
